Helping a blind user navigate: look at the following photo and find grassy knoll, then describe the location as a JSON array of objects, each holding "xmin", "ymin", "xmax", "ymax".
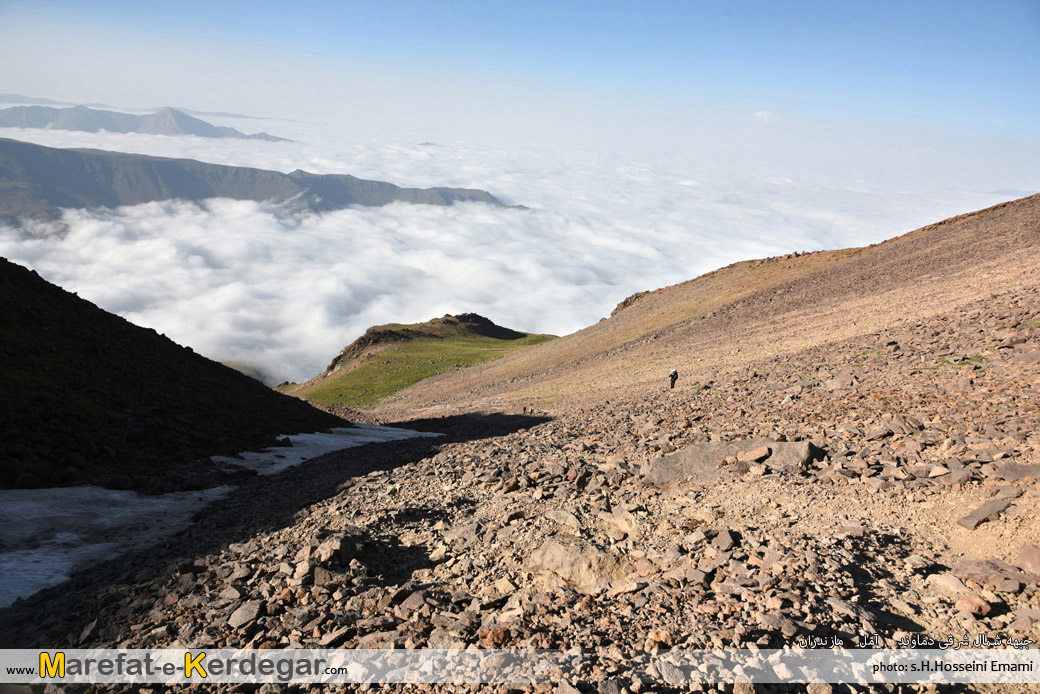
[{"xmin": 284, "ymin": 319, "xmax": 554, "ymax": 407}]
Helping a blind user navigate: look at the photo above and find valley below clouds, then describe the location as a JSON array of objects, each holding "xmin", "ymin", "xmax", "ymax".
[{"xmin": 0, "ymin": 116, "xmax": 1035, "ymax": 383}]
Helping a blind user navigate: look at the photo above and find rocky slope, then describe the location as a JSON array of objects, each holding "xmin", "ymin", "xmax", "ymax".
[
  {"xmin": 0, "ymin": 258, "xmax": 344, "ymax": 492},
  {"xmin": 0, "ymin": 105, "xmax": 288, "ymax": 141},
  {"xmin": 367, "ymin": 193, "xmax": 1040, "ymax": 420},
  {"xmin": 1, "ymin": 276, "xmax": 1037, "ymax": 693},
  {"xmin": 0, "ymin": 138, "xmax": 514, "ymax": 225},
  {"xmin": 1, "ymin": 198, "xmax": 1039, "ymax": 693}
]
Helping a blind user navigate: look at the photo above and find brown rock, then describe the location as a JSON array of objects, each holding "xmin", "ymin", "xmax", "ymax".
[
  {"xmin": 954, "ymin": 594, "xmax": 991, "ymax": 616},
  {"xmin": 1015, "ymin": 544, "xmax": 1040, "ymax": 574},
  {"xmin": 712, "ymin": 529, "xmax": 740, "ymax": 551},
  {"xmin": 953, "ymin": 559, "xmax": 1036, "ymax": 587},
  {"xmin": 528, "ymin": 536, "xmax": 628, "ymax": 593},
  {"xmin": 737, "ymin": 446, "xmax": 771, "ymax": 463}
]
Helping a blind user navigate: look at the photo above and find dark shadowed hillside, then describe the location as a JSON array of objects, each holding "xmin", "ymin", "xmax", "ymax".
[{"xmin": 0, "ymin": 258, "xmax": 345, "ymax": 492}]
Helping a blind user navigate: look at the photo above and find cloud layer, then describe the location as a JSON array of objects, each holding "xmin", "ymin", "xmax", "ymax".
[{"xmin": 1, "ymin": 118, "xmax": 1037, "ymax": 383}]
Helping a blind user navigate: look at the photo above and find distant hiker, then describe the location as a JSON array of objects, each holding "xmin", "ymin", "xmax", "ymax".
[{"xmin": 669, "ymin": 369, "xmax": 678, "ymax": 389}]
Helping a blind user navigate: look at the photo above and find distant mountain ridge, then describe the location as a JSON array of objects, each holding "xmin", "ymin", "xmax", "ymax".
[
  {"xmin": 0, "ymin": 138, "xmax": 514, "ymax": 224},
  {"xmin": 0, "ymin": 105, "xmax": 288, "ymax": 141},
  {"xmin": 0, "ymin": 93, "xmax": 71, "ymax": 106}
]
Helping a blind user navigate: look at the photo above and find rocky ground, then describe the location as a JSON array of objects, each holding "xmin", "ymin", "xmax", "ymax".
[{"xmin": 2, "ymin": 279, "xmax": 1039, "ymax": 692}]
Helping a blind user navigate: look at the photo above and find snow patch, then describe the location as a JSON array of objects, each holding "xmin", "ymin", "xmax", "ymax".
[
  {"xmin": 0, "ymin": 485, "xmax": 232, "ymax": 608},
  {"xmin": 211, "ymin": 423, "xmax": 441, "ymax": 476},
  {"xmin": 0, "ymin": 423, "xmax": 440, "ymax": 607}
]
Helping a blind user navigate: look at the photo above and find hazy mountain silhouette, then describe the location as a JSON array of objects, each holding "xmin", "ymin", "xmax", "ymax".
[
  {"xmin": 0, "ymin": 93, "xmax": 72, "ymax": 106},
  {"xmin": 0, "ymin": 137, "xmax": 513, "ymax": 224},
  {"xmin": 0, "ymin": 105, "xmax": 288, "ymax": 141}
]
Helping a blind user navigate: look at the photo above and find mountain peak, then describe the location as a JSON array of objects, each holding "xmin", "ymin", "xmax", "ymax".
[
  {"xmin": 327, "ymin": 313, "xmax": 529, "ymax": 373},
  {"xmin": 278, "ymin": 314, "xmax": 554, "ymax": 409}
]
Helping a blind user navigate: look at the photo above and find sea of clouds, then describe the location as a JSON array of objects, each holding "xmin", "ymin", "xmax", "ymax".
[{"xmin": 1, "ymin": 114, "xmax": 1037, "ymax": 383}]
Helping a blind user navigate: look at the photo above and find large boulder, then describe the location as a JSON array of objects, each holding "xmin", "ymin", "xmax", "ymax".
[
  {"xmin": 643, "ymin": 438, "xmax": 820, "ymax": 487},
  {"xmin": 987, "ymin": 462, "xmax": 1040, "ymax": 483},
  {"xmin": 527, "ymin": 536, "xmax": 630, "ymax": 593},
  {"xmin": 952, "ymin": 559, "xmax": 1038, "ymax": 588}
]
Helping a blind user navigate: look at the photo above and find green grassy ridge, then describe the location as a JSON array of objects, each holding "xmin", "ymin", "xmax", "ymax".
[{"xmin": 287, "ymin": 332, "xmax": 555, "ymax": 407}]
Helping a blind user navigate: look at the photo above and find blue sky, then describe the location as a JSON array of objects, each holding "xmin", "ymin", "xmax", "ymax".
[{"xmin": 2, "ymin": 0, "xmax": 1038, "ymax": 138}]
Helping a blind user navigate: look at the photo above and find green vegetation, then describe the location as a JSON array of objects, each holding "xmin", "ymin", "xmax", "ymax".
[
  {"xmin": 855, "ymin": 348, "xmax": 885, "ymax": 360},
  {"xmin": 911, "ymin": 354, "xmax": 984, "ymax": 373},
  {"xmin": 289, "ymin": 331, "xmax": 554, "ymax": 407}
]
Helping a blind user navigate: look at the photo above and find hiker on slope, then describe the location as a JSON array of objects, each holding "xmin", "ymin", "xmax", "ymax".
[{"xmin": 669, "ymin": 369, "xmax": 678, "ymax": 389}]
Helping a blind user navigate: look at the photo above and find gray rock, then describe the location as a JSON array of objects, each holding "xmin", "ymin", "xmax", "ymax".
[
  {"xmin": 319, "ymin": 625, "xmax": 354, "ymax": 647},
  {"xmin": 865, "ymin": 427, "xmax": 893, "ymax": 441},
  {"xmin": 1008, "ymin": 609, "xmax": 1040, "ymax": 632},
  {"xmin": 987, "ymin": 462, "xmax": 1040, "ymax": 482},
  {"xmin": 317, "ymin": 534, "xmax": 357, "ymax": 566},
  {"xmin": 227, "ymin": 600, "xmax": 263, "ymax": 628},
  {"xmin": 79, "ymin": 618, "xmax": 101, "ymax": 643},
  {"xmin": 644, "ymin": 438, "xmax": 819, "ymax": 486},
  {"xmin": 826, "ymin": 597, "xmax": 875, "ymax": 623},
  {"xmin": 558, "ymin": 682, "xmax": 583, "ymax": 694},
  {"xmin": 956, "ymin": 498, "xmax": 1012, "ymax": 529},
  {"xmin": 1011, "ymin": 349, "xmax": 1040, "ymax": 364},
  {"xmin": 927, "ymin": 573, "xmax": 969, "ymax": 597},
  {"xmin": 654, "ymin": 660, "xmax": 687, "ymax": 686},
  {"xmin": 825, "ymin": 371, "xmax": 857, "ymax": 391}
]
